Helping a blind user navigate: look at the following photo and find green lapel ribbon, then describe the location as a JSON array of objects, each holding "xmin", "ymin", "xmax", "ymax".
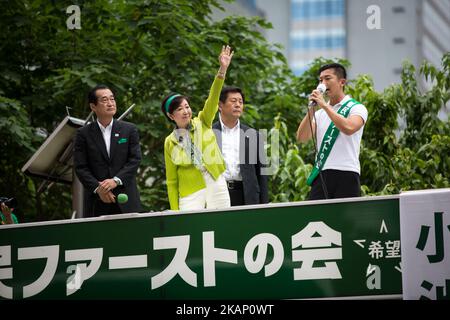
[
  {"xmin": 118, "ymin": 138, "xmax": 128, "ymax": 144},
  {"xmin": 306, "ymin": 98, "xmax": 361, "ymax": 186}
]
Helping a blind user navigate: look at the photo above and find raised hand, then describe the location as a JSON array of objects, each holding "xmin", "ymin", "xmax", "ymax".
[{"xmin": 219, "ymin": 45, "xmax": 233, "ymax": 71}]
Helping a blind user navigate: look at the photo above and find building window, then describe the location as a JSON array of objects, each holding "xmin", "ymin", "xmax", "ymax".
[
  {"xmin": 236, "ymin": 0, "xmax": 257, "ymax": 12},
  {"xmin": 291, "ymin": 35, "xmax": 345, "ymax": 50},
  {"xmin": 392, "ymin": 6, "xmax": 405, "ymax": 14},
  {"xmin": 291, "ymin": 0, "xmax": 344, "ymax": 20},
  {"xmin": 393, "ymin": 37, "xmax": 405, "ymax": 44}
]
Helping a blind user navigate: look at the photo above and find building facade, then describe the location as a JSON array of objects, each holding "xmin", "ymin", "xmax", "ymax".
[
  {"xmin": 214, "ymin": 0, "xmax": 449, "ymax": 115},
  {"xmin": 290, "ymin": 0, "xmax": 346, "ymax": 75},
  {"xmin": 288, "ymin": 0, "xmax": 449, "ymax": 94}
]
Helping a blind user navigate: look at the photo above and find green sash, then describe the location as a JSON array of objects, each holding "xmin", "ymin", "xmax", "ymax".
[{"xmin": 306, "ymin": 98, "xmax": 361, "ymax": 186}]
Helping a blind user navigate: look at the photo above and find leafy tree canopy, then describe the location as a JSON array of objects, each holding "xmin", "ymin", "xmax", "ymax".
[{"xmin": 1, "ymin": 0, "xmax": 448, "ymax": 222}]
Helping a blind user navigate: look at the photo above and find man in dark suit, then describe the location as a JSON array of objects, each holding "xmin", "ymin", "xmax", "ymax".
[
  {"xmin": 213, "ymin": 87, "xmax": 269, "ymax": 206},
  {"xmin": 74, "ymin": 85, "xmax": 142, "ymax": 217}
]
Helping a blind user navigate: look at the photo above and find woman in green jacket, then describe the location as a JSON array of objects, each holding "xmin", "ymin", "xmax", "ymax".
[{"xmin": 161, "ymin": 45, "xmax": 233, "ymax": 211}]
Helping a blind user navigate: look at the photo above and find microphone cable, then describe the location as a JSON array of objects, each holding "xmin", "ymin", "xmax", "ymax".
[{"xmin": 306, "ymin": 105, "xmax": 329, "ymax": 199}]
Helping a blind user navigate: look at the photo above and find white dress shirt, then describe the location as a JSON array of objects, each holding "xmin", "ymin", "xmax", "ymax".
[
  {"xmin": 93, "ymin": 119, "xmax": 122, "ymax": 193},
  {"xmin": 219, "ymin": 116, "xmax": 242, "ymax": 181},
  {"xmin": 97, "ymin": 119, "xmax": 113, "ymax": 157}
]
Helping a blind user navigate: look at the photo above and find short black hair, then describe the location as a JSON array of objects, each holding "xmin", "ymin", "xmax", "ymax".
[
  {"xmin": 88, "ymin": 84, "xmax": 113, "ymax": 105},
  {"xmin": 219, "ymin": 86, "xmax": 245, "ymax": 104},
  {"xmin": 161, "ymin": 93, "xmax": 189, "ymax": 122},
  {"xmin": 318, "ymin": 63, "xmax": 347, "ymax": 79}
]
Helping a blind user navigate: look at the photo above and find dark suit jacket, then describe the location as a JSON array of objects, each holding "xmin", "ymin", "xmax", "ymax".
[
  {"xmin": 74, "ymin": 119, "xmax": 142, "ymax": 217},
  {"xmin": 213, "ymin": 121, "xmax": 269, "ymax": 205}
]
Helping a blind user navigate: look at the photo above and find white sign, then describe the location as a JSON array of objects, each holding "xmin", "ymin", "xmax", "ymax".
[{"xmin": 400, "ymin": 189, "xmax": 450, "ymax": 300}]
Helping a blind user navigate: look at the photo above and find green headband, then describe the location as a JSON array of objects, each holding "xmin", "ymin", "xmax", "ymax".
[{"xmin": 164, "ymin": 94, "xmax": 181, "ymax": 113}]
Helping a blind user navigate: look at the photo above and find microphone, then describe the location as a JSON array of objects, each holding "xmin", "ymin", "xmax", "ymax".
[
  {"xmin": 308, "ymin": 83, "xmax": 327, "ymax": 107},
  {"xmin": 117, "ymin": 193, "xmax": 128, "ymax": 204}
]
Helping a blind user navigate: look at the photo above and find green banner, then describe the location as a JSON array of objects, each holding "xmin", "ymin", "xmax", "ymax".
[{"xmin": 0, "ymin": 196, "xmax": 402, "ymax": 300}]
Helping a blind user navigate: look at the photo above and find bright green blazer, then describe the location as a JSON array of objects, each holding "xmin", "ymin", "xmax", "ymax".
[{"xmin": 164, "ymin": 76, "xmax": 226, "ymax": 210}]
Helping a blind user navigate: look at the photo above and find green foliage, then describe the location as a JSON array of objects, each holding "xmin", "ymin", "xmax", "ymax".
[
  {"xmin": 358, "ymin": 53, "xmax": 450, "ymax": 195},
  {"xmin": 268, "ymin": 114, "xmax": 311, "ymax": 202},
  {"xmin": 397, "ymin": 59, "xmax": 449, "ymax": 148},
  {"xmin": 1, "ymin": 1, "xmax": 448, "ymax": 221},
  {"xmin": 0, "ymin": 0, "xmax": 297, "ymax": 218},
  {"xmin": 0, "ymin": 97, "xmax": 36, "ymax": 222}
]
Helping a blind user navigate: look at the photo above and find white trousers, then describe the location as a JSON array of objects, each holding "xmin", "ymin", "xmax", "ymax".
[{"xmin": 179, "ymin": 171, "xmax": 231, "ymax": 211}]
